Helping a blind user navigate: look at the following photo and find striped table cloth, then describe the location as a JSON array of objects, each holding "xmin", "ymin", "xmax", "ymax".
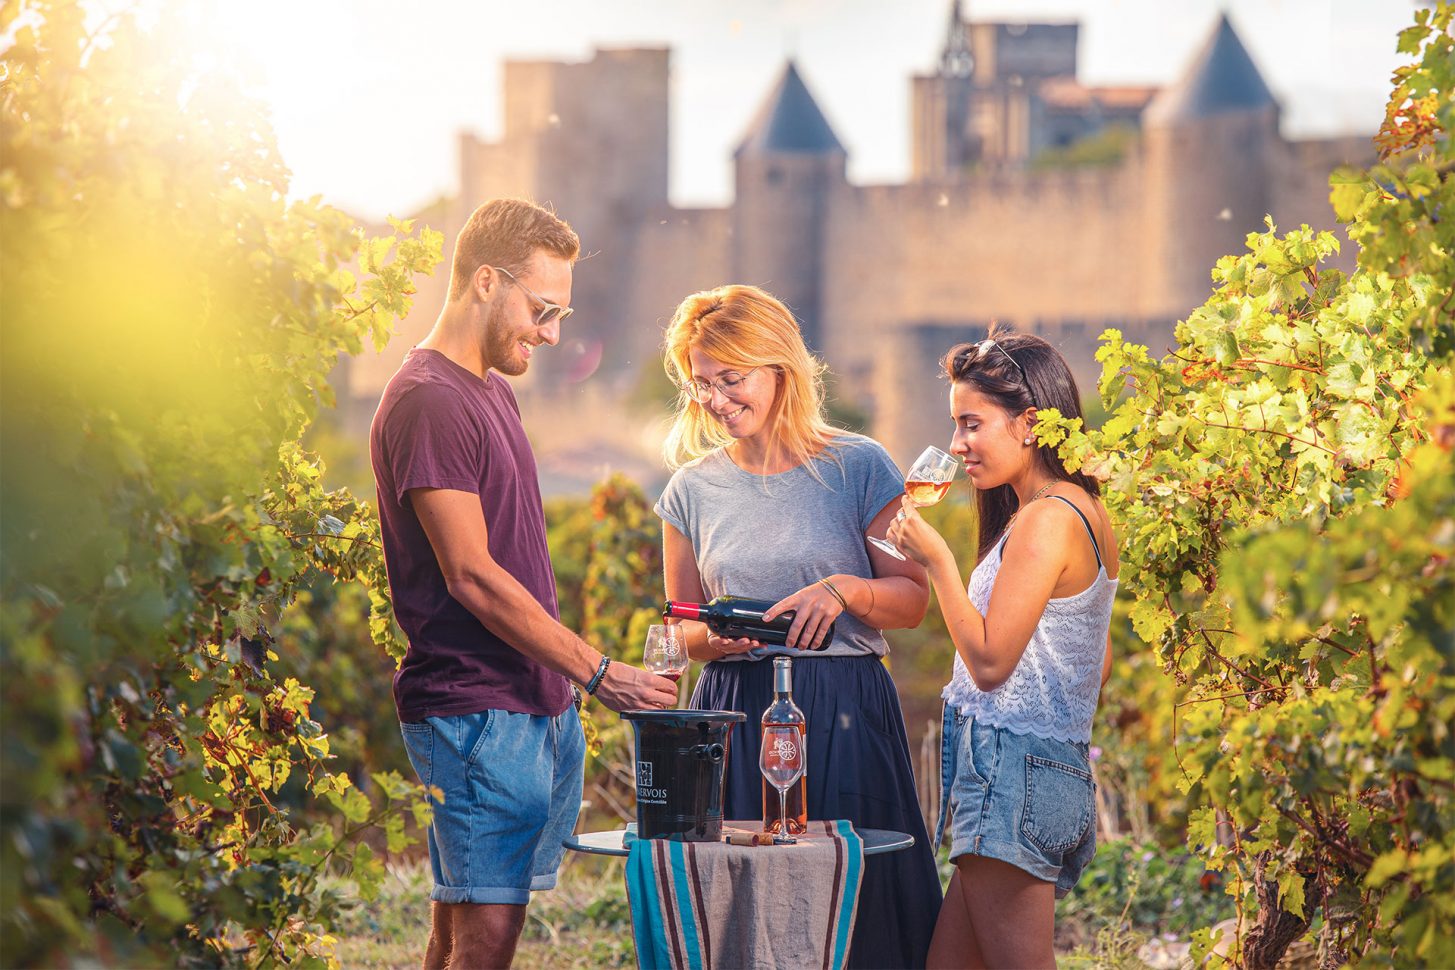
[{"xmin": 626, "ymin": 819, "xmax": 864, "ymax": 970}]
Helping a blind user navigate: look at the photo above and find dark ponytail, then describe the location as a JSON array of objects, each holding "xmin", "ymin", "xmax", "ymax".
[{"xmin": 941, "ymin": 324, "xmax": 1099, "ymax": 563}]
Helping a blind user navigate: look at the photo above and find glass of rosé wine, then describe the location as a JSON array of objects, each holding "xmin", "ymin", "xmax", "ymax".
[{"xmin": 868, "ymin": 445, "xmax": 959, "ymax": 561}]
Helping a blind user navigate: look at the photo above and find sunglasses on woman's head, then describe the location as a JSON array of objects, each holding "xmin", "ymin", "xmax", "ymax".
[{"xmin": 970, "ymin": 338, "xmax": 1036, "ymax": 407}]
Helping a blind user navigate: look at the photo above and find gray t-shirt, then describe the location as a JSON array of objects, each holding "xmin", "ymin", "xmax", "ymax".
[{"xmin": 655, "ymin": 432, "xmax": 905, "ymax": 659}]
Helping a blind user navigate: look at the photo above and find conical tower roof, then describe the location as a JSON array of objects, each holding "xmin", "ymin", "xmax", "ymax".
[
  {"xmin": 1144, "ymin": 14, "xmax": 1278, "ymax": 125},
  {"xmin": 735, "ymin": 62, "xmax": 846, "ymax": 157}
]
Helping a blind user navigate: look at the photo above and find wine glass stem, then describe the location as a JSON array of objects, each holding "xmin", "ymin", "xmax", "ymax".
[{"xmin": 779, "ymin": 788, "xmax": 789, "ymax": 834}]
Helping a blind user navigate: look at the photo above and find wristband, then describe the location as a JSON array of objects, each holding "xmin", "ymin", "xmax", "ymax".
[{"xmin": 585, "ymin": 655, "xmax": 612, "ymax": 695}]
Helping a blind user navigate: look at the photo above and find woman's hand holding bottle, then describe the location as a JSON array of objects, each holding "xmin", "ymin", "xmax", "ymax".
[{"xmin": 761, "ymin": 582, "xmax": 844, "ymax": 651}]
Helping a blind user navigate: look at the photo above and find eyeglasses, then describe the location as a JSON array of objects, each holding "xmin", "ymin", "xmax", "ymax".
[
  {"xmin": 972, "ymin": 338, "xmax": 1036, "ymax": 404},
  {"xmin": 493, "ymin": 266, "xmax": 574, "ymax": 327},
  {"xmin": 677, "ymin": 367, "xmax": 760, "ymax": 403}
]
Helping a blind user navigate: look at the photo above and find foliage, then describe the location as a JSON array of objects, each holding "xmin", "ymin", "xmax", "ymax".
[
  {"xmin": 0, "ymin": 3, "xmax": 442, "ymax": 966},
  {"xmin": 1032, "ymin": 123, "xmax": 1137, "ymax": 171},
  {"xmin": 1059, "ymin": 837, "xmax": 1233, "ymax": 943},
  {"xmin": 1034, "ymin": 6, "xmax": 1454, "ymax": 965}
]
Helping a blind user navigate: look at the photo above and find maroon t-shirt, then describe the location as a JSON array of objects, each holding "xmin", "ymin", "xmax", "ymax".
[{"xmin": 370, "ymin": 348, "xmax": 571, "ymax": 720}]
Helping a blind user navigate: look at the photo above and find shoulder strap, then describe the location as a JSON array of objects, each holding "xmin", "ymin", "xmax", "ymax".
[{"xmin": 1048, "ymin": 495, "xmax": 1103, "ymax": 570}]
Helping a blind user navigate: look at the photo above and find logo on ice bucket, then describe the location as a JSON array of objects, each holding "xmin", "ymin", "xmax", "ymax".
[{"xmin": 636, "ymin": 760, "xmax": 668, "ymax": 805}]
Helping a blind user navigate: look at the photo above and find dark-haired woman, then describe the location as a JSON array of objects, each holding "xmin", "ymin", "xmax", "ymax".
[{"xmin": 887, "ymin": 327, "xmax": 1120, "ymax": 969}]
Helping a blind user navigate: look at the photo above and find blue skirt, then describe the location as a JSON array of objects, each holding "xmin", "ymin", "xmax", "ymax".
[{"xmin": 692, "ymin": 655, "xmax": 943, "ymax": 969}]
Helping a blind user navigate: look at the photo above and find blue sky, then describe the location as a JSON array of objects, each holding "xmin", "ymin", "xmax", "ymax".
[{"xmin": 205, "ymin": 0, "xmax": 1415, "ymax": 220}]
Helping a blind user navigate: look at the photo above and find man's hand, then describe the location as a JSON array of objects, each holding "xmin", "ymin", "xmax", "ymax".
[{"xmin": 592, "ymin": 662, "xmax": 679, "ymax": 713}]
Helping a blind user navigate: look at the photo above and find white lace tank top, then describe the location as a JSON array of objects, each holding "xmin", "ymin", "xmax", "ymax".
[{"xmin": 941, "ymin": 495, "xmax": 1118, "ymax": 744}]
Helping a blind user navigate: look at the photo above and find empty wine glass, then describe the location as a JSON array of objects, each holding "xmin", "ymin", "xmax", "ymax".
[
  {"xmin": 868, "ymin": 445, "xmax": 960, "ymax": 560},
  {"xmin": 759, "ymin": 725, "xmax": 805, "ymax": 845},
  {"xmin": 643, "ymin": 624, "xmax": 688, "ymax": 687}
]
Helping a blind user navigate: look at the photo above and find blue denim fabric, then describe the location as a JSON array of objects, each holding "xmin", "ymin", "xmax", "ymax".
[
  {"xmin": 400, "ymin": 707, "xmax": 585, "ymax": 905},
  {"xmin": 937, "ymin": 703, "xmax": 1097, "ymax": 898}
]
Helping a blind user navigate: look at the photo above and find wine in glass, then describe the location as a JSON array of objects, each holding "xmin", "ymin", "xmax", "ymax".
[
  {"xmin": 760, "ymin": 724, "xmax": 806, "ymax": 844},
  {"xmin": 643, "ymin": 624, "xmax": 689, "ymax": 685},
  {"xmin": 868, "ymin": 445, "xmax": 959, "ymax": 560}
]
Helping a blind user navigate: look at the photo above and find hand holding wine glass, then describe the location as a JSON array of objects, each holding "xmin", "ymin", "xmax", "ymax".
[
  {"xmin": 643, "ymin": 624, "xmax": 689, "ymax": 687},
  {"xmin": 760, "ymin": 724, "xmax": 805, "ymax": 844},
  {"xmin": 868, "ymin": 445, "xmax": 958, "ymax": 561}
]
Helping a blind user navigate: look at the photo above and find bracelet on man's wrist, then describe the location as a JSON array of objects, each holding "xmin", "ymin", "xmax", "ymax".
[{"xmin": 585, "ymin": 655, "xmax": 612, "ymax": 695}]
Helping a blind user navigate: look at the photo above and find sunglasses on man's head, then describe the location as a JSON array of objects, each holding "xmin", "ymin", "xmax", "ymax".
[{"xmin": 492, "ymin": 266, "xmax": 574, "ymax": 326}]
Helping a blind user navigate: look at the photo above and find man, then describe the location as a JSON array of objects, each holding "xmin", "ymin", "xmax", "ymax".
[{"xmin": 370, "ymin": 198, "xmax": 676, "ymax": 969}]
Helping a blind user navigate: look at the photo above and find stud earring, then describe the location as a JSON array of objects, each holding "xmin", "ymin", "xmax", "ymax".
[{"xmin": 1023, "ymin": 437, "xmax": 1033, "ymax": 445}]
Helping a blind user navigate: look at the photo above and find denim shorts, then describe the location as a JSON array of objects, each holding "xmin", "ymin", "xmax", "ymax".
[
  {"xmin": 936, "ymin": 704, "xmax": 1096, "ymax": 898},
  {"xmin": 400, "ymin": 707, "xmax": 585, "ymax": 905}
]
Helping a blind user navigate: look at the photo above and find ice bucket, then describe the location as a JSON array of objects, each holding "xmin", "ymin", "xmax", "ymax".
[{"xmin": 621, "ymin": 709, "xmax": 746, "ymax": 841}]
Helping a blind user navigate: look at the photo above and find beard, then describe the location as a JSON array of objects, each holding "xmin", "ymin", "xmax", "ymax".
[{"xmin": 483, "ymin": 300, "xmax": 529, "ymax": 377}]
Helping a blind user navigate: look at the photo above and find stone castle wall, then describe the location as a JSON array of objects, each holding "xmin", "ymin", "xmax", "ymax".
[{"xmin": 341, "ymin": 39, "xmax": 1377, "ymax": 489}]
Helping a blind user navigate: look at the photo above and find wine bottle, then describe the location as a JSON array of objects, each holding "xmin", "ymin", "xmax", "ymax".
[
  {"xmin": 662, "ymin": 595, "xmax": 836, "ymax": 649},
  {"xmin": 761, "ymin": 657, "xmax": 808, "ymax": 835}
]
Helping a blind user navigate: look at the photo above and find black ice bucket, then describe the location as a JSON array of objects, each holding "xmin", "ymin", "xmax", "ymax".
[{"xmin": 621, "ymin": 709, "xmax": 746, "ymax": 841}]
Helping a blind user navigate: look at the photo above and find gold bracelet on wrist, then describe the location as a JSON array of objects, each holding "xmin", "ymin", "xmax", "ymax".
[{"xmin": 818, "ymin": 577, "xmax": 849, "ymax": 611}]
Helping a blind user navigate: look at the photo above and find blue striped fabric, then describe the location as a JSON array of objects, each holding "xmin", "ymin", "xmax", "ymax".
[
  {"xmin": 625, "ymin": 821, "xmax": 864, "ymax": 970},
  {"xmin": 830, "ymin": 819, "xmax": 863, "ymax": 969}
]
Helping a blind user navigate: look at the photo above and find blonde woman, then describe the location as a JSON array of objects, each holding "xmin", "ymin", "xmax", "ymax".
[{"xmin": 655, "ymin": 284, "xmax": 942, "ymax": 969}]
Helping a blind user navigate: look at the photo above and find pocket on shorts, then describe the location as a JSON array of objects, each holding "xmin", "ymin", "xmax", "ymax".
[
  {"xmin": 959, "ymin": 716, "xmax": 993, "ymax": 786},
  {"xmin": 1020, "ymin": 754, "xmax": 1093, "ymax": 854},
  {"xmin": 460, "ymin": 710, "xmax": 498, "ymax": 768},
  {"xmin": 399, "ymin": 721, "xmax": 435, "ymax": 791}
]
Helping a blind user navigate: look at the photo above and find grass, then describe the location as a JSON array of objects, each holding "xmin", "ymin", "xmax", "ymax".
[
  {"xmin": 331, "ymin": 853, "xmax": 636, "ymax": 970},
  {"xmin": 332, "ymin": 837, "xmax": 1225, "ymax": 969}
]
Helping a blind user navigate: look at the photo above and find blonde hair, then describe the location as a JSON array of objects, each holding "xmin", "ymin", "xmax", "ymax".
[{"xmin": 662, "ymin": 285, "xmax": 838, "ymax": 472}]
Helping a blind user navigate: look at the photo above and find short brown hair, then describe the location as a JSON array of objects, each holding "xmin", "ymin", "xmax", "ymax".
[{"xmin": 448, "ymin": 199, "xmax": 580, "ymax": 300}]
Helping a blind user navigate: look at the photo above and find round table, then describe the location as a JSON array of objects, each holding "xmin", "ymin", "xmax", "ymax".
[{"xmin": 564, "ymin": 826, "xmax": 914, "ymax": 857}]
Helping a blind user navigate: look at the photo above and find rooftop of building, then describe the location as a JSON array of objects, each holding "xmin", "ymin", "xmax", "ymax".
[
  {"xmin": 1144, "ymin": 13, "xmax": 1278, "ymax": 125},
  {"xmin": 735, "ymin": 62, "xmax": 846, "ymax": 157}
]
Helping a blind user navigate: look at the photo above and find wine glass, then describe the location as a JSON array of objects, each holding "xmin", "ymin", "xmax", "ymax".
[
  {"xmin": 643, "ymin": 624, "xmax": 688, "ymax": 687},
  {"xmin": 868, "ymin": 445, "xmax": 960, "ymax": 560},
  {"xmin": 760, "ymin": 725, "xmax": 805, "ymax": 844}
]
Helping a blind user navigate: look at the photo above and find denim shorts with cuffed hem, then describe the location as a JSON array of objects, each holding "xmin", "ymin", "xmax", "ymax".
[
  {"xmin": 400, "ymin": 706, "xmax": 585, "ymax": 905},
  {"xmin": 936, "ymin": 703, "xmax": 1096, "ymax": 899}
]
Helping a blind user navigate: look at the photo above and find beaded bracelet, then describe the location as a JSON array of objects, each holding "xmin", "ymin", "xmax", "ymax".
[{"xmin": 585, "ymin": 655, "xmax": 612, "ymax": 695}]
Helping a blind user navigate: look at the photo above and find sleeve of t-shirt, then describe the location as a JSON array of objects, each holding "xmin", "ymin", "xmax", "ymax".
[
  {"xmin": 654, "ymin": 469, "xmax": 692, "ymax": 540},
  {"xmin": 855, "ymin": 438, "xmax": 907, "ymax": 532},
  {"xmin": 384, "ymin": 382, "xmax": 484, "ymax": 505}
]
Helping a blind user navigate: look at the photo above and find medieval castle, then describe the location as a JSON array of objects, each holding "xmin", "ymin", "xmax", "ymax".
[{"xmin": 344, "ymin": 4, "xmax": 1372, "ymax": 490}]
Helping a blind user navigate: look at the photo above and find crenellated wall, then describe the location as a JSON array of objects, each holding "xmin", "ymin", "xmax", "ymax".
[
  {"xmin": 340, "ymin": 37, "xmax": 1379, "ymax": 494},
  {"xmin": 823, "ymin": 161, "xmax": 1145, "ymax": 375},
  {"xmin": 620, "ymin": 205, "xmax": 735, "ymax": 372}
]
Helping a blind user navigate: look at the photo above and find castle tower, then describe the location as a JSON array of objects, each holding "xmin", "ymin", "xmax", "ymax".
[
  {"xmin": 732, "ymin": 63, "xmax": 848, "ymax": 350},
  {"xmin": 911, "ymin": 1, "xmax": 976, "ymax": 180},
  {"xmin": 1140, "ymin": 14, "xmax": 1280, "ymax": 319},
  {"xmin": 457, "ymin": 48, "xmax": 671, "ymax": 381}
]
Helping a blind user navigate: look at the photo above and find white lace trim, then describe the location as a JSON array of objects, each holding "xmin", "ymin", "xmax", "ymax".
[{"xmin": 941, "ymin": 535, "xmax": 1117, "ymax": 744}]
